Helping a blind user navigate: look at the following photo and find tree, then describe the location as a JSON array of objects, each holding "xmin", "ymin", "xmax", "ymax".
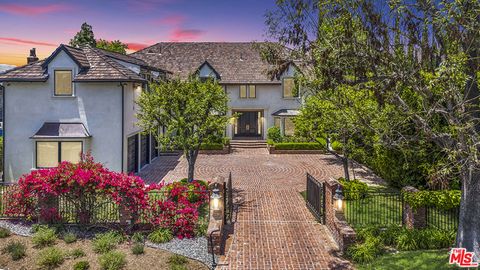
[
  {"xmin": 69, "ymin": 22, "xmax": 96, "ymax": 48},
  {"xmin": 136, "ymin": 78, "xmax": 229, "ymax": 182},
  {"xmin": 97, "ymin": 39, "xmax": 128, "ymax": 54},
  {"xmin": 265, "ymin": 0, "xmax": 480, "ymax": 257}
]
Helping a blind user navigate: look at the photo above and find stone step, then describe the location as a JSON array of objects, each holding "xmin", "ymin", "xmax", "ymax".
[{"xmin": 231, "ymin": 145, "xmax": 267, "ymax": 149}]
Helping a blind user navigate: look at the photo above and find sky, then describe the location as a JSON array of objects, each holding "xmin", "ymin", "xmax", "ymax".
[{"xmin": 0, "ymin": 0, "xmax": 276, "ymax": 66}]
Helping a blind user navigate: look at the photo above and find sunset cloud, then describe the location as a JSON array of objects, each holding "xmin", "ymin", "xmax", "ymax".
[
  {"xmin": 126, "ymin": 42, "xmax": 151, "ymax": 51},
  {"xmin": 169, "ymin": 29, "xmax": 205, "ymax": 41},
  {"xmin": 0, "ymin": 3, "xmax": 71, "ymax": 16},
  {"xmin": 152, "ymin": 14, "xmax": 185, "ymax": 25},
  {"xmin": 0, "ymin": 37, "xmax": 57, "ymax": 47}
]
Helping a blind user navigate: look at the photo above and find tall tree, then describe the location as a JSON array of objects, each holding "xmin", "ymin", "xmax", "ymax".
[
  {"xmin": 265, "ymin": 0, "xmax": 480, "ymax": 257},
  {"xmin": 69, "ymin": 22, "xmax": 96, "ymax": 48},
  {"xmin": 96, "ymin": 39, "xmax": 129, "ymax": 54},
  {"xmin": 136, "ymin": 78, "xmax": 229, "ymax": 182}
]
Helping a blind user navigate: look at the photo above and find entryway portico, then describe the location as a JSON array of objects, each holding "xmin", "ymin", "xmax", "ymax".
[{"xmin": 231, "ymin": 109, "xmax": 265, "ymax": 139}]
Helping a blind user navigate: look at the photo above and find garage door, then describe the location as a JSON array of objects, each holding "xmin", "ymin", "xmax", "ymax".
[
  {"xmin": 140, "ymin": 134, "xmax": 150, "ymax": 168},
  {"xmin": 127, "ymin": 135, "xmax": 138, "ymax": 174}
]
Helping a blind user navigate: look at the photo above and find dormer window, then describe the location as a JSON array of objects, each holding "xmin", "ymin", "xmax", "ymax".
[
  {"xmin": 54, "ymin": 70, "xmax": 73, "ymax": 96},
  {"xmin": 283, "ymin": 77, "xmax": 295, "ymax": 98}
]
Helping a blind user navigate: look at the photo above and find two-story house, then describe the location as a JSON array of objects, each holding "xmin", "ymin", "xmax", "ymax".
[
  {"xmin": 131, "ymin": 42, "xmax": 301, "ymax": 140},
  {"xmin": 0, "ymin": 42, "xmax": 301, "ymax": 182},
  {"xmin": 0, "ymin": 45, "xmax": 169, "ymax": 182}
]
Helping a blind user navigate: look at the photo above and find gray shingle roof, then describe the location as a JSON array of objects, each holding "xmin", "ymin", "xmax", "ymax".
[
  {"xmin": 131, "ymin": 42, "xmax": 281, "ymax": 84},
  {"xmin": 0, "ymin": 44, "xmax": 162, "ymax": 82}
]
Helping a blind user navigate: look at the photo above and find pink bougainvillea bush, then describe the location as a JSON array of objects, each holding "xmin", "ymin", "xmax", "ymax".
[{"xmin": 5, "ymin": 154, "xmax": 209, "ymax": 239}]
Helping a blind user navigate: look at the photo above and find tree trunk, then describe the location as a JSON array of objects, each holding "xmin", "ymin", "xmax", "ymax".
[
  {"xmin": 456, "ymin": 165, "xmax": 480, "ymax": 259},
  {"xmin": 342, "ymin": 132, "xmax": 350, "ymax": 181},
  {"xmin": 185, "ymin": 149, "xmax": 199, "ymax": 183}
]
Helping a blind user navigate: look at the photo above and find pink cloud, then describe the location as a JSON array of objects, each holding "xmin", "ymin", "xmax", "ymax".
[
  {"xmin": 0, "ymin": 37, "xmax": 56, "ymax": 47},
  {"xmin": 169, "ymin": 28, "xmax": 205, "ymax": 41},
  {"xmin": 0, "ymin": 3, "xmax": 71, "ymax": 16},
  {"xmin": 126, "ymin": 42, "xmax": 151, "ymax": 51},
  {"xmin": 152, "ymin": 14, "xmax": 185, "ymax": 25}
]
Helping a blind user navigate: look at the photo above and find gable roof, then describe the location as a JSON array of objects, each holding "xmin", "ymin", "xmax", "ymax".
[
  {"xmin": 131, "ymin": 42, "xmax": 284, "ymax": 84},
  {"xmin": 197, "ymin": 61, "xmax": 220, "ymax": 79},
  {"xmin": 0, "ymin": 44, "xmax": 166, "ymax": 83},
  {"xmin": 95, "ymin": 47, "xmax": 170, "ymax": 74}
]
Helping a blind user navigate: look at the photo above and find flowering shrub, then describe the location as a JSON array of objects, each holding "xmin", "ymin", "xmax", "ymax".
[{"xmin": 6, "ymin": 154, "xmax": 209, "ymax": 239}]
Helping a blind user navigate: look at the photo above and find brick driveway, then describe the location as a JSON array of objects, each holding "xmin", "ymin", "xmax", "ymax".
[{"xmin": 140, "ymin": 148, "xmax": 355, "ymax": 269}]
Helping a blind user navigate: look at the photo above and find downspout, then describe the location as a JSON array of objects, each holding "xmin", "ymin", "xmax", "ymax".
[{"xmin": 120, "ymin": 83, "xmax": 125, "ymax": 173}]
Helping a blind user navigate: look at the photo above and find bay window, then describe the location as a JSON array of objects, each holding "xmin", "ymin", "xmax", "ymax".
[{"xmin": 36, "ymin": 141, "xmax": 82, "ymax": 168}]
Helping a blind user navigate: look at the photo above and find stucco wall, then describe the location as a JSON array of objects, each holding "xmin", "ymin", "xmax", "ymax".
[
  {"xmin": 4, "ymin": 50, "xmax": 123, "ymax": 182},
  {"xmin": 225, "ymin": 83, "xmax": 301, "ymax": 138}
]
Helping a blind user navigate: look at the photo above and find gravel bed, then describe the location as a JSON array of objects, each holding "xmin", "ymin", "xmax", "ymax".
[
  {"xmin": 0, "ymin": 219, "xmax": 33, "ymax": 236},
  {"xmin": 147, "ymin": 237, "xmax": 217, "ymax": 267}
]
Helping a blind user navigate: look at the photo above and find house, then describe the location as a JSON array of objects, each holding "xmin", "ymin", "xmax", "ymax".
[
  {"xmin": 131, "ymin": 42, "xmax": 302, "ymax": 139},
  {"xmin": 0, "ymin": 42, "xmax": 300, "ymax": 182},
  {"xmin": 0, "ymin": 45, "xmax": 169, "ymax": 182}
]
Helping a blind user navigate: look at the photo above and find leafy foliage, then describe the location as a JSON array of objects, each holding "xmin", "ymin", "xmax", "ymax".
[
  {"xmin": 131, "ymin": 243, "xmax": 144, "ymax": 255},
  {"xmin": 62, "ymin": 232, "xmax": 77, "ymax": 244},
  {"xmin": 99, "ymin": 251, "xmax": 127, "ymax": 270},
  {"xmin": 267, "ymin": 126, "xmax": 282, "ymax": 143},
  {"xmin": 73, "ymin": 261, "xmax": 90, "ymax": 270},
  {"xmin": 92, "ymin": 232, "xmax": 124, "ymax": 254},
  {"xmin": 37, "ymin": 247, "xmax": 65, "ymax": 269},
  {"xmin": 0, "ymin": 227, "xmax": 11, "ymax": 238},
  {"xmin": 339, "ymin": 178, "xmax": 369, "ymax": 200},
  {"xmin": 273, "ymin": 142, "xmax": 322, "ymax": 150},
  {"xmin": 32, "ymin": 226, "xmax": 57, "ymax": 248},
  {"xmin": 137, "ymin": 78, "xmax": 228, "ymax": 182},
  {"xmin": 96, "ymin": 39, "xmax": 128, "ymax": 54},
  {"xmin": 2, "ymin": 241, "xmax": 26, "ymax": 261},
  {"xmin": 69, "ymin": 22, "xmax": 96, "ymax": 48},
  {"xmin": 148, "ymin": 228, "xmax": 173, "ymax": 244},
  {"xmin": 403, "ymin": 190, "xmax": 461, "ymax": 210},
  {"xmin": 69, "ymin": 248, "xmax": 86, "ymax": 259}
]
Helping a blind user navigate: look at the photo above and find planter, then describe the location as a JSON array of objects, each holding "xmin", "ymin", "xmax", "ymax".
[{"xmin": 199, "ymin": 145, "xmax": 230, "ymax": 155}]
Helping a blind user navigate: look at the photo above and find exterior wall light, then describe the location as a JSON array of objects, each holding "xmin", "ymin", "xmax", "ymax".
[
  {"xmin": 211, "ymin": 188, "xmax": 222, "ymax": 211},
  {"xmin": 333, "ymin": 186, "xmax": 344, "ymax": 212}
]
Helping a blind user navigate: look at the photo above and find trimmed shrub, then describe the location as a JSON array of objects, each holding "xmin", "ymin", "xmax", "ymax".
[
  {"xmin": 274, "ymin": 142, "xmax": 322, "ymax": 150},
  {"xmin": 338, "ymin": 178, "xmax": 369, "ymax": 200},
  {"xmin": 63, "ymin": 232, "xmax": 77, "ymax": 244},
  {"xmin": 37, "ymin": 247, "xmax": 64, "ymax": 269},
  {"xmin": 99, "ymin": 251, "xmax": 127, "ymax": 270},
  {"xmin": 168, "ymin": 254, "xmax": 188, "ymax": 265},
  {"xmin": 199, "ymin": 143, "xmax": 224, "ymax": 150},
  {"xmin": 347, "ymin": 235, "xmax": 383, "ymax": 263},
  {"xmin": 148, "ymin": 228, "xmax": 173, "ymax": 244},
  {"xmin": 2, "ymin": 241, "xmax": 26, "ymax": 260},
  {"xmin": 32, "ymin": 226, "xmax": 57, "ymax": 248},
  {"xmin": 73, "ymin": 261, "xmax": 90, "ymax": 270},
  {"xmin": 331, "ymin": 140, "xmax": 343, "ymax": 152},
  {"xmin": 93, "ymin": 232, "xmax": 124, "ymax": 254},
  {"xmin": 0, "ymin": 227, "xmax": 11, "ymax": 238},
  {"xmin": 316, "ymin": 137, "xmax": 327, "ymax": 149},
  {"xmin": 131, "ymin": 243, "xmax": 144, "ymax": 255},
  {"xmin": 69, "ymin": 248, "xmax": 86, "ymax": 259},
  {"xmin": 267, "ymin": 126, "xmax": 282, "ymax": 143},
  {"xmin": 131, "ymin": 232, "xmax": 144, "ymax": 244}
]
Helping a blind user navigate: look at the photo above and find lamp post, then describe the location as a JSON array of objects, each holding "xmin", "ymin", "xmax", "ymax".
[
  {"xmin": 333, "ymin": 185, "xmax": 344, "ymax": 212},
  {"xmin": 211, "ymin": 187, "xmax": 222, "ymax": 211}
]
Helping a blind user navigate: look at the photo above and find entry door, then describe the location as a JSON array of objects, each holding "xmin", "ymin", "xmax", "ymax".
[
  {"xmin": 127, "ymin": 135, "xmax": 139, "ymax": 174},
  {"xmin": 237, "ymin": 112, "xmax": 258, "ymax": 136}
]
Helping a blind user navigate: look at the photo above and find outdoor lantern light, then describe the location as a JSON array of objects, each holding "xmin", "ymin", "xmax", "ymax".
[
  {"xmin": 211, "ymin": 188, "xmax": 222, "ymax": 211},
  {"xmin": 333, "ymin": 186, "xmax": 344, "ymax": 212}
]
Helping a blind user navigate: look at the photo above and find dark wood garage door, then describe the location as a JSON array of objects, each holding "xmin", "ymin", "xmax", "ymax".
[
  {"xmin": 150, "ymin": 135, "xmax": 159, "ymax": 160},
  {"xmin": 127, "ymin": 135, "xmax": 138, "ymax": 174},
  {"xmin": 140, "ymin": 134, "xmax": 150, "ymax": 168}
]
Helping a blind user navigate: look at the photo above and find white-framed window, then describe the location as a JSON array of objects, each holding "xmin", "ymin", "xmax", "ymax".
[
  {"xmin": 274, "ymin": 117, "xmax": 281, "ymax": 128},
  {"xmin": 282, "ymin": 77, "xmax": 296, "ymax": 98},
  {"xmin": 36, "ymin": 141, "xmax": 83, "ymax": 168},
  {"xmin": 54, "ymin": 70, "xmax": 73, "ymax": 96},
  {"xmin": 284, "ymin": 117, "xmax": 295, "ymax": 136}
]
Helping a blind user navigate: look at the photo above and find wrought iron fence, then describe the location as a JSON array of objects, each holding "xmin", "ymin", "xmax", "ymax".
[
  {"xmin": 0, "ymin": 184, "xmax": 25, "ymax": 218},
  {"xmin": 224, "ymin": 172, "xmax": 234, "ymax": 224},
  {"xmin": 344, "ymin": 191, "xmax": 404, "ymax": 228},
  {"xmin": 426, "ymin": 206, "xmax": 459, "ymax": 231},
  {"xmin": 306, "ymin": 173, "xmax": 325, "ymax": 223}
]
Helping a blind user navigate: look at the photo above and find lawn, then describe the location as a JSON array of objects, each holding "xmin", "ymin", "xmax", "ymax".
[
  {"xmin": 356, "ymin": 250, "xmax": 458, "ymax": 270},
  {"xmin": 0, "ymin": 234, "xmax": 208, "ymax": 270}
]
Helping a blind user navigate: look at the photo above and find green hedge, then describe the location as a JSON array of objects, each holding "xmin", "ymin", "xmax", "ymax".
[
  {"xmin": 402, "ymin": 190, "xmax": 461, "ymax": 210},
  {"xmin": 274, "ymin": 142, "xmax": 323, "ymax": 150},
  {"xmin": 199, "ymin": 143, "xmax": 224, "ymax": 150},
  {"xmin": 339, "ymin": 178, "xmax": 369, "ymax": 200}
]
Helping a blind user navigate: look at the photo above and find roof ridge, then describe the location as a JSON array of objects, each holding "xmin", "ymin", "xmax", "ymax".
[{"xmin": 87, "ymin": 47, "xmax": 132, "ymax": 78}]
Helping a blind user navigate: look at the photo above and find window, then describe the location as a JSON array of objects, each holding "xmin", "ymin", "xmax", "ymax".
[
  {"xmin": 240, "ymin": 85, "xmax": 247, "ymax": 98},
  {"xmin": 248, "ymin": 85, "xmax": 256, "ymax": 98},
  {"xmin": 284, "ymin": 118, "xmax": 295, "ymax": 136},
  {"xmin": 36, "ymin": 141, "xmax": 82, "ymax": 168},
  {"xmin": 283, "ymin": 77, "xmax": 295, "ymax": 98},
  {"xmin": 240, "ymin": 85, "xmax": 256, "ymax": 98},
  {"xmin": 54, "ymin": 70, "xmax": 73, "ymax": 96},
  {"xmin": 274, "ymin": 117, "xmax": 281, "ymax": 128}
]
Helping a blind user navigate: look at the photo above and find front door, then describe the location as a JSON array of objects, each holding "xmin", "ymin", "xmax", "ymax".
[{"xmin": 236, "ymin": 111, "xmax": 258, "ymax": 137}]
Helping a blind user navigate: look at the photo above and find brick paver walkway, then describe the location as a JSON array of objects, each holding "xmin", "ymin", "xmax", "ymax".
[{"xmin": 140, "ymin": 148, "xmax": 357, "ymax": 269}]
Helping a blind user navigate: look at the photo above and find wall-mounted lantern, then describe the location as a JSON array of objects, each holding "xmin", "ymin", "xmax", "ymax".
[{"xmin": 333, "ymin": 185, "xmax": 344, "ymax": 212}]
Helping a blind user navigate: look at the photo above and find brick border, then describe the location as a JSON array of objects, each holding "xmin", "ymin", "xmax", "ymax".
[
  {"xmin": 267, "ymin": 144, "xmax": 325, "ymax": 155},
  {"xmin": 199, "ymin": 145, "xmax": 231, "ymax": 155}
]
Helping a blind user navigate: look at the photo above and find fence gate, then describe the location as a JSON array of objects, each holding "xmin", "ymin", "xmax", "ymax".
[{"xmin": 306, "ymin": 173, "xmax": 325, "ymax": 224}]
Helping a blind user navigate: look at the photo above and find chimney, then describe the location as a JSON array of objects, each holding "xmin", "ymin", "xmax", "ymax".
[{"xmin": 27, "ymin": 48, "xmax": 39, "ymax": 64}]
